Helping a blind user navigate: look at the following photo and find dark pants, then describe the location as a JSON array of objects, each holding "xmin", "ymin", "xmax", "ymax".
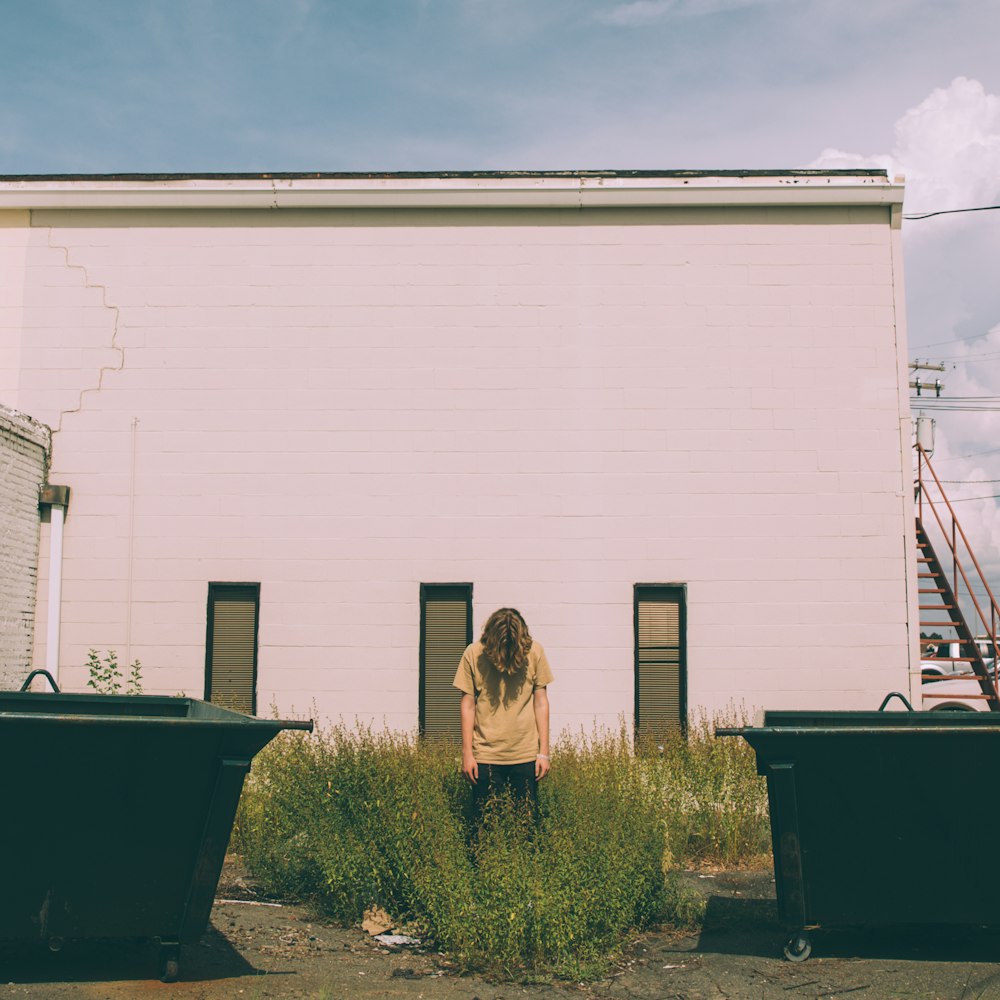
[{"xmin": 472, "ymin": 761, "xmax": 538, "ymax": 823}]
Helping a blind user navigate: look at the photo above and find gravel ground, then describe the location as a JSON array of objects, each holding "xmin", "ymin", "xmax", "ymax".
[{"xmin": 2, "ymin": 863, "xmax": 1000, "ymax": 999}]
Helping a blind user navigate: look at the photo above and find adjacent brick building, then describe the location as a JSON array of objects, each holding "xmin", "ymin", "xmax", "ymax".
[{"xmin": 0, "ymin": 405, "xmax": 50, "ymax": 688}]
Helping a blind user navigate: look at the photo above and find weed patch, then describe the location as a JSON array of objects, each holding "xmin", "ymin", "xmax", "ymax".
[
  {"xmin": 652, "ymin": 715, "xmax": 771, "ymax": 868},
  {"xmin": 234, "ymin": 720, "xmax": 766, "ymax": 979}
]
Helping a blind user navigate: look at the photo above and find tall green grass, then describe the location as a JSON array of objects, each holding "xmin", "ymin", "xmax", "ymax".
[
  {"xmin": 652, "ymin": 715, "xmax": 772, "ymax": 868},
  {"xmin": 234, "ymin": 719, "xmax": 767, "ymax": 980}
]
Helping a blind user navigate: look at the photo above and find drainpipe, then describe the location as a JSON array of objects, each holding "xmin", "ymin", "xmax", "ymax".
[{"xmin": 39, "ymin": 485, "xmax": 71, "ymax": 691}]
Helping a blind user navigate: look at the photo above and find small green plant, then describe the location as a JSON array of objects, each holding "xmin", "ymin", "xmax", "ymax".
[
  {"xmin": 86, "ymin": 648, "xmax": 143, "ymax": 695},
  {"xmin": 128, "ymin": 655, "xmax": 143, "ymax": 694}
]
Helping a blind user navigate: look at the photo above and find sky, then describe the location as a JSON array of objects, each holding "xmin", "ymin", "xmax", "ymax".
[{"xmin": 3, "ymin": 0, "xmax": 1000, "ymax": 580}]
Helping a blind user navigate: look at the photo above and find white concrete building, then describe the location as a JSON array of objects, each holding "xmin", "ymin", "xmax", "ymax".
[{"xmin": 0, "ymin": 170, "xmax": 918, "ymax": 734}]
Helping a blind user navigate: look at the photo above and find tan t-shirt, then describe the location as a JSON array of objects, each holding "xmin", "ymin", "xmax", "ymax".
[{"xmin": 453, "ymin": 640, "xmax": 554, "ymax": 765}]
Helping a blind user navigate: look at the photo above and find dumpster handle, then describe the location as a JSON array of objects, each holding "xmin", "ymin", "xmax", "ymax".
[
  {"xmin": 277, "ymin": 719, "xmax": 315, "ymax": 732},
  {"xmin": 878, "ymin": 691, "xmax": 914, "ymax": 712},
  {"xmin": 19, "ymin": 669, "xmax": 61, "ymax": 693}
]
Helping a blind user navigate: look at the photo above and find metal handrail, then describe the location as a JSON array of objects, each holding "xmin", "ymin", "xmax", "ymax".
[{"xmin": 916, "ymin": 444, "xmax": 1000, "ymax": 685}]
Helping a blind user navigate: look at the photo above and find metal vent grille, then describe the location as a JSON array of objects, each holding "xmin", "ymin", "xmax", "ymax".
[
  {"xmin": 636, "ymin": 589, "xmax": 684, "ymax": 740},
  {"xmin": 207, "ymin": 587, "xmax": 258, "ymax": 715},
  {"xmin": 421, "ymin": 588, "xmax": 471, "ymax": 739}
]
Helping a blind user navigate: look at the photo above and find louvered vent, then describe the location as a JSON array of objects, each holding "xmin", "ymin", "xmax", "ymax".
[
  {"xmin": 421, "ymin": 586, "xmax": 471, "ymax": 739},
  {"xmin": 207, "ymin": 585, "xmax": 259, "ymax": 715},
  {"xmin": 636, "ymin": 587, "xmax": 684, "ymax": 740}
]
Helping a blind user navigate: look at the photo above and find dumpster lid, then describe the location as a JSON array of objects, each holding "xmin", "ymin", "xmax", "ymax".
[
  {"xmin": 717, "ymin": 708, "xmax": 1000, "ymax": 737},
  {"xmin": 0, "ymin": 691, "xmax": 314, "ymax": 732}
]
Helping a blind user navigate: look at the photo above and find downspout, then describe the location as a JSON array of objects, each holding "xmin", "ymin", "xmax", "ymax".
[{"xmin": 39, "ymin": 485, "xmax": 71, "ymax": 691}]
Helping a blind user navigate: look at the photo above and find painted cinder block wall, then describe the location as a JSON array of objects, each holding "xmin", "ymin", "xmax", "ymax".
[{"xmin": 0, "ymin": 173, "xmax": 918, "ymax": 731}]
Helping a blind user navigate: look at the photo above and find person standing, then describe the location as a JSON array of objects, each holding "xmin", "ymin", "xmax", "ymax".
[{"xmin": 453, "ymin": 607, "xmax": 553, "ymax": 818}]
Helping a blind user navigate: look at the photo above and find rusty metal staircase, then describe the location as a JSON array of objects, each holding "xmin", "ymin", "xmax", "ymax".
[{"xmin": 916, "ymin": 444, "xmax": 1000, "ymax": 710}]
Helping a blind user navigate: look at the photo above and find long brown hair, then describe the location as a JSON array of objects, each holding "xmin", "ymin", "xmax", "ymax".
[{"xmin": 480, "ymin": 607, "xmax": 532, "ymax": 675}]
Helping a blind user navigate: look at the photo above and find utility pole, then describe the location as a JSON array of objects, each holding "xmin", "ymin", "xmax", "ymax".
[{"xmin": 909, "ymin": 361, "xmax": 945, "ymax": 397}]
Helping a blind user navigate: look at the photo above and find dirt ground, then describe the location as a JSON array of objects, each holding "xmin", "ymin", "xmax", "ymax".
[{"xmin": 3, "ymin": 861, "xmax": 1000, "ymax": 1000}]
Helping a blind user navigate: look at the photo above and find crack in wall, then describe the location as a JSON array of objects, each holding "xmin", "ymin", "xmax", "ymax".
[{"xmin": 40, "ymin": 218, "xmax": 125, "ymax": 434}]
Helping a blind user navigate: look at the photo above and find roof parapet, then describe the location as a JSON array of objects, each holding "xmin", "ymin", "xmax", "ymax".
[{"xmin": 0, "ymin": 171, "xmax": 903, "ymax": 211}]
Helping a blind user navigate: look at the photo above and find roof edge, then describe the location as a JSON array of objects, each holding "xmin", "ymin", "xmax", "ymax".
[
  {"xmin": 0, "ymin": 169, "xmax": 890, "ymax": 181},
  {"xmin": 0, "ymin": 170, "xmax": 903, "ymax": 211}
]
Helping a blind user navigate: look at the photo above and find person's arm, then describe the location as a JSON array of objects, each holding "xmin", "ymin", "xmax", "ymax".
[
  {"xmin": 460, "ymin": 693, "xmax": 478, "ymax": 783},
  {"xmin": 534, "ymin": 687, "xmax": 550, "ymax": 779}
]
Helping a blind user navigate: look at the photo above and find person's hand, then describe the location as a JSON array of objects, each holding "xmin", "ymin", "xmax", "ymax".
[
  {"xmin": 462, "ymin": 751, "xmax": 478, "ymax": 784},
  {"xmin": 536, "ymin": 754, "xmax": 550, "ymax": 780}
]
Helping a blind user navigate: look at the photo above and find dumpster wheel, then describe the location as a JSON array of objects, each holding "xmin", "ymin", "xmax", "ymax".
[
  {"xmin": 158, "ymin": 942, "xmax": 181, "ymax": 983},
  {"xmin": 783, "ymin": 932, "xmax": 812, "ymax": 963}
]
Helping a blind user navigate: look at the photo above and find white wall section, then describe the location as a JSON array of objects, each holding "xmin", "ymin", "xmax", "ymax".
[{"xmin": 4, "ymin": 172, "xmax": 913, "ymax": 730}]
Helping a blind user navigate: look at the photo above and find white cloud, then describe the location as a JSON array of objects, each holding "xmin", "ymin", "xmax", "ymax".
[
  {"xmin": 813, "ymin": 78, "xmax": 1000, "ymax": 586},
  {"xmin": 595, "ymin": 0, "xmax": 776, "ymax": 27},
  {"xmin": 812, "ymin": 76, "xmax": 1000, "ymax": 218},
  {"xmin": 596, "ymin": 0, "xmax": 677, "ymax": 24},
  {"xmin": 915, "ymin": 325, "xmax": 1000, "ymax": 590}
]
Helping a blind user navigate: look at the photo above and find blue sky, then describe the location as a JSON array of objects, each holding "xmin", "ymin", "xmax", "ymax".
[
  {"xmin": 1, "ymin": 0, "xmax": 995, "ymax": 175},
  {"xmin": 4, "ymin": 0, "xmax": 1000, "ymax": 567}
]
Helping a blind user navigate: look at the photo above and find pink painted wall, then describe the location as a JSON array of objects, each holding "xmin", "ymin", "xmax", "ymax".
[{"xmin": 2, "ymin": 199, "xmax": 915, "ymax": 730}]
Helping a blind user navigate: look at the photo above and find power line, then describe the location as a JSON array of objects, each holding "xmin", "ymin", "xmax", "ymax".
[
  {"xmin": 904, "ymin": 204, "xmax": 1000, "ymax": 221},
  {"xmin": 912, "ymin": 396, "xmax": 1000, "ymax": 410},
  {"xmin": 915, "ymin": 404, "xmax": 1000, "ymax": 411},
  {"xmin": 929, "ymin": 352, "xmax": 1000, "ymax": 363},
  {"xmin": 913, "ymin": 332, "xmax": 995, "ymax": 350},
  {"xmin": 927, "ymin": 351, "xmax": 1000, "ymax": 363},
  {"xmin": 907, "ymin": 353, "xmax": 1000, "ymax": 379},
  {"xmin": 934, "ymin": 447, "xmax": 1000, "ymax": 463}
]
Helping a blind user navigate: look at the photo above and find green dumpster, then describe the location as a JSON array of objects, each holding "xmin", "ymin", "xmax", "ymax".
[
  {"xmin": 718, "ymin": 695, "xmax": 1000, "ymax": 962},
  {"xmin": 0, "ymin": 671, "xmax": 312, "ymax": 981}
]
